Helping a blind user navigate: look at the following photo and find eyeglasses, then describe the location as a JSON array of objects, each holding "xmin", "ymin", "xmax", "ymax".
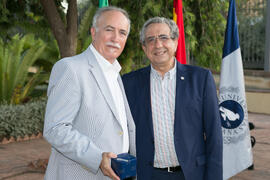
[{"xmin": 145, "ymin": 34, "xmax": 172, "ymax": 45}]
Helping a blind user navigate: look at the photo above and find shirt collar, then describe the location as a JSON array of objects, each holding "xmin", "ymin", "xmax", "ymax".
[
  {"xmin": 150, "ymin": 59, "xmax": 177, "ymax": 80},
  {"xmin": 90, "ymin": 44, "xmax": 122, "ymax": 74}
]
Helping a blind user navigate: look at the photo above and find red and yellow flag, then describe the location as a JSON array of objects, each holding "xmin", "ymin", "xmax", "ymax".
[{"xmin": 173, "ymin": 0, "xmax": 186, "ymax": 64}]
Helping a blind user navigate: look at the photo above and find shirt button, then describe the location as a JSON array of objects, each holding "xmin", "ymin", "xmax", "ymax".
[{"xmin": 118, "ymin": 131, "xmax": 123, "ymax": 136}]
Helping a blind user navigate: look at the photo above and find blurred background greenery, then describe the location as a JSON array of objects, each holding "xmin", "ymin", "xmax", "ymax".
[
  {"xmin": 0, "ymin": 0, "xmax": 230, "ymax": 105},
  {"xmin": 0, "ymin": 0, "xmax": 266, "ymax": 138}
]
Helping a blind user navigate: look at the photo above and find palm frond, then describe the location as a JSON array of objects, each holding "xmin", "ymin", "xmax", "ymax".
[{"xmin": 0, "ymin": 34, "xmax": 47, "ymax": 104}]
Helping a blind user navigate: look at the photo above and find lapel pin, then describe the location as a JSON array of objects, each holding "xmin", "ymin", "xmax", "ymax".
[{"xmin": 181, "ymin": 76, "xmax": 185, "ymax": 80}]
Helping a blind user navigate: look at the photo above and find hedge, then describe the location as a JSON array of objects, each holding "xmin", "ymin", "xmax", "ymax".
[{"xmin": 0, "ymin": 98, "xmax": 47, "ymax": 140}]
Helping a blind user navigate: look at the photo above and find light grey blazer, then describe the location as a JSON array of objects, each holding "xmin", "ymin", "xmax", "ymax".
[{"xmin": 43, "ymin": 46, "xmax": 136, "ymax": 180}]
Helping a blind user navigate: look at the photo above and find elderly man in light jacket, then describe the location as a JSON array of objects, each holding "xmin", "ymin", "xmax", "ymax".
[{"xmin": 43, "ymin": 6, "xmax": 135, "ymax": 180}]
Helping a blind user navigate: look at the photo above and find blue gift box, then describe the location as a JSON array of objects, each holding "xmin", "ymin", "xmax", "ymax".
[{"xmin": 111, "ymin": 153, "xmax": 136, "ymax": 180}]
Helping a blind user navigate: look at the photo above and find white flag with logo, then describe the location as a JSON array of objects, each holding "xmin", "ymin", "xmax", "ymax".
[{"xmin": 219, "ymin": 0, "xmax": 253, "ymax": 179}]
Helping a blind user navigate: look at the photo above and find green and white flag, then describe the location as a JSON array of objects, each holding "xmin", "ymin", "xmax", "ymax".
[{"xmin": 99, "ymin": 0, "xmax": 108, "ymax": 8}]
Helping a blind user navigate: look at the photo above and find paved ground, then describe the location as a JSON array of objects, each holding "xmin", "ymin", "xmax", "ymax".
[
  {"xmin": 0, "ymin": 113, "xmax": 269, "ymax": 180},
  {"xmin": 230, "ymin": 113, "xmax": 270, "ymax": 180}
]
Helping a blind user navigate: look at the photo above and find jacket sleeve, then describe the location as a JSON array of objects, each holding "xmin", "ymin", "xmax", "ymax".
[
  {"xmin": 203, "ymin": 70, "xmax": 223, "ymax": 180},
  {"xmin": 43, "ymin": 60, "xmax": 103, "ymax": 174}
]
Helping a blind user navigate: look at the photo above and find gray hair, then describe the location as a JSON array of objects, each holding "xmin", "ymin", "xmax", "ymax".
[
  {"xmin": 140, "ymin": 17, "xmax": 179, "ymax": 45},
  {"xmin": 92, "ymin": 6, "xmax": 131, "ymax": 34}
]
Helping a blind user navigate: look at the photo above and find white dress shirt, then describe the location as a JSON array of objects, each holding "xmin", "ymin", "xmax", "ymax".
[{"xmin": 90, "ymin": 44, "xmax": 129, "ymax": 153}]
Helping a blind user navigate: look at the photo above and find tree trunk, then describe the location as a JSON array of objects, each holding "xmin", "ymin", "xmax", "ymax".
[{"xmin": 40, "ymin": 0, "xmax": 77, "ymax": 58}]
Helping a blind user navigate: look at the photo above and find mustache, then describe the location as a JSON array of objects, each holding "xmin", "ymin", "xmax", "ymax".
[{"xmin": 106, "ymin": 42, "xmax": 121, "ymax": 49}]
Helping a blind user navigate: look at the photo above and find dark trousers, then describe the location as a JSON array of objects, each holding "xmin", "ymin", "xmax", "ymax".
[{"xmin": 151, "ymin": 167, "xmax": 185, "ymax": 180}]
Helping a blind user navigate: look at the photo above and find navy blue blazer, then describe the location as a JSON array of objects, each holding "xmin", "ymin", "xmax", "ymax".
[{"xmin": 122, "ymin": 62, "xmax": 223, "ymax": 180}]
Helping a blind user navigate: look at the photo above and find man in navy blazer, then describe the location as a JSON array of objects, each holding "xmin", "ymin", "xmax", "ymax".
[{"xmin": 122, "ymin": 17, "xmax": 222, "ymax": 180}]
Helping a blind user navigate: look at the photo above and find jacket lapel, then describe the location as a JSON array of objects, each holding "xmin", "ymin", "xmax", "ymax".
[
  {"xmin": 118, "ymin": 76, "xmax": 136, "ymax": 155},
  {"xmin": 141, "ymin": 66, "xmax": 154, "ymax": 139},
  {"xmin": 117, "ymin": 76, "xmax": 133, "ymax": 125},
  {"xmin": 86, "ymin": 48, "xmax": 121, "ymax": 125},
  {"xmin": 175, "ymin": 62, "xmax": 188, "ymax": 126}
]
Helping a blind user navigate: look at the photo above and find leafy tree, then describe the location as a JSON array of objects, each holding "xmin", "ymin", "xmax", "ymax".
[
  {"xmin": 1, "ymin": 0, "xmax": 227, "ymax": 72},
  {"xmin": 40, "ymin": 0, "xmax": 78, "ymax": 58},
  {"xmin": 109, "ymin": 0, "xmax": 227, "ymax": 72},
  {"xmin": 237, "ymin": 0, "xmax": 266, "ymax": 69},
  {"xmin": 39, "ymin": 0, "xmax": 227, "ymax": 71},
  {"xmin": 186, "ymin": 0, "xmax": 227, "ymax": 70},
  {"xmin": 0, "ymin": 0, "xmax": 52, "ymax": 41},
  {"xmin": 0, "ymin": 0, "xmax": 61, "ymax": 73},
  {"xmin": 39, "ymin": 0, "xmax": 96, "ymax": 58}
]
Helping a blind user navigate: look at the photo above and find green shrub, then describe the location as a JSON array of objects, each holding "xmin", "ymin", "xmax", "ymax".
[
  {"xmin": 0, "ymin": 97, "xmax": 46, "ymax": 140},
  {"xmin": 0, "ymin": 34, "xmax": 49, "ymax": 104}
]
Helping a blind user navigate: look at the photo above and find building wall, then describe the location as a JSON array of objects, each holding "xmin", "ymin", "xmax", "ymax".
[{"xmin": 213, "ymin": 70, "xmax": 270, "ymax": 115}]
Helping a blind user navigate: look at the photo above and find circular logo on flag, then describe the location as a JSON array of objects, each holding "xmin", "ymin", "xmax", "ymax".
[
  {"xmin": 219, "ymin": 88, "xmax": 249, "ymax": 144},
  {"xmin": 219, "ymin": 100, "xmax": 244, "ymax": 129}
]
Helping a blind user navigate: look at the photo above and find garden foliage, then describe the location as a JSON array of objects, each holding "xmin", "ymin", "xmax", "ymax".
[
  {"xmin": 0, "ymin": 34, "xmax": 48, "ymax": 104},
  {"xmin": 0, "ymin": 98, "xmax": 46, "ymax": 140}
]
